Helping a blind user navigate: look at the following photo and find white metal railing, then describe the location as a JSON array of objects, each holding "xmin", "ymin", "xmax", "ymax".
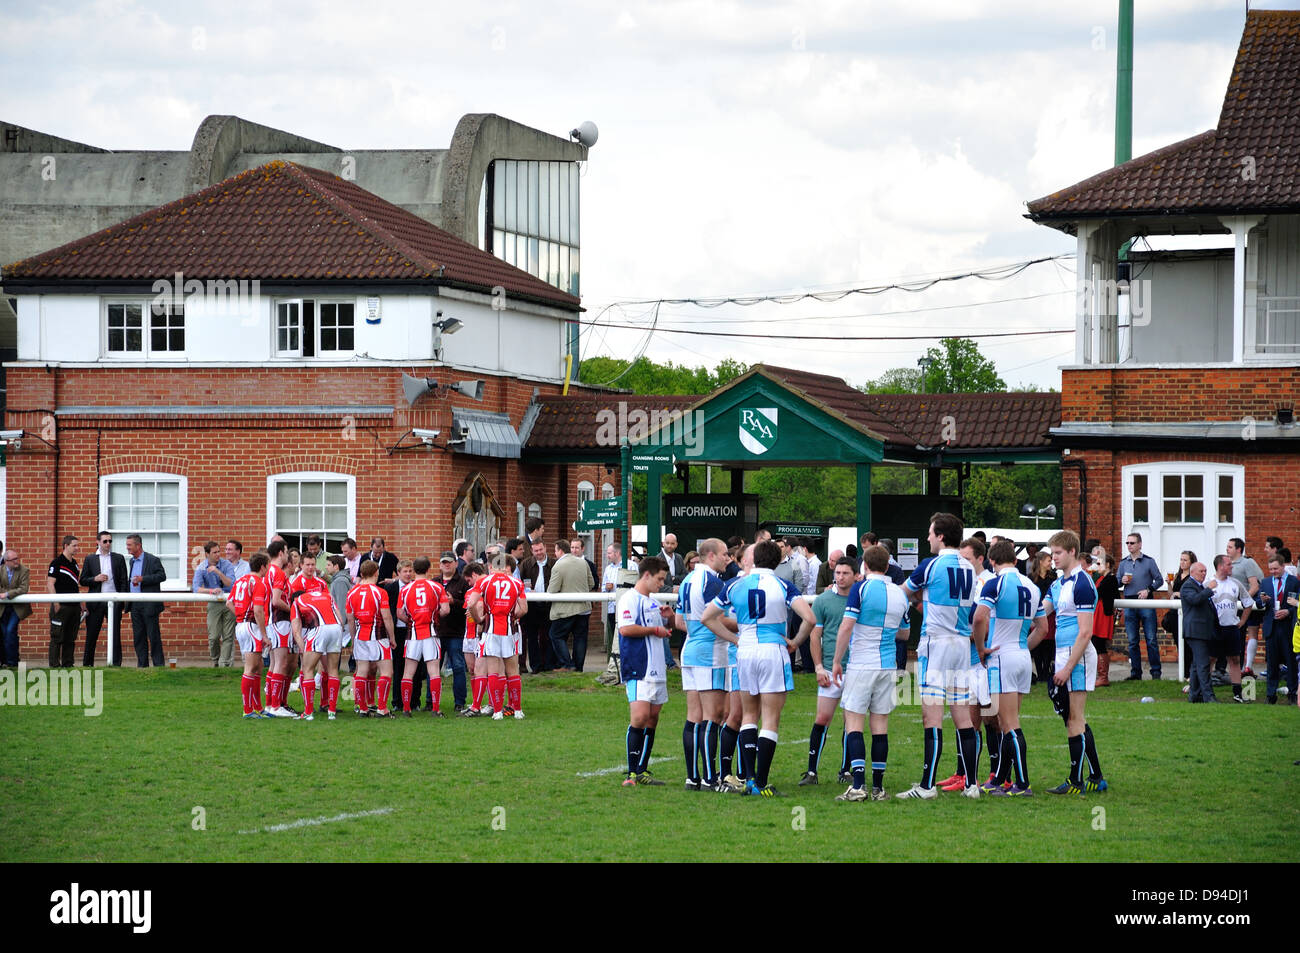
[
  {"xmin": 1254, "ymin": 296, "xmax": 1300, "ymax": 356},
  {"xmin": 1115, "ymin": 597, "xmax": 1184, "ymax": 679},
  {"xmin": 3, "ymin": 590, "xmax": 672, "ymax": 666}
]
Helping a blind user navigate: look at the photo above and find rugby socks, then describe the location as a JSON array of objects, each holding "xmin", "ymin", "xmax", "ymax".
[
  {"xmin": 626, "ymin": 726, "xmax": 645, "ymax": 775},
  {"xmin": 738, "ymin": 723, "xmax": 759, "ymax": 782},
  {"xmin": 471, "ymin": 676, "xmax": 488, "ymax": 711},
  {"xmin": 871, "ymin": 734, "xmax": 888, "ymax": 789},
  {"xmin": 638, "ymin": 728, "xmax": 657, "ymax": 774},
  {"xmin": 1082, "ymin": 724, "xmax": 1103, "ymax": 780},
  {"xmin": 846, "ymin": 730, "xmax": 866, "ymax": 789},
  {"xmin": 1245, "ymin": 637, "xmax": 1258, "ymax": 671},
  {"xmin": 428, "ymin": 676, "xmax": 443, "ymax": 713},
  {"xmin": 683, "ymin": 720, "xmax": 700, "ymax": 783},
  {"xmin": 401, "ymin": 679, "xmax": 413, "ymax": 713},
  {"xmin": 303, "ymin": 675, "xmax": 316, "ymax": 716},
  {"xmin": 376, "ymin": 676, "xmax": 391, "ymax": 713},
  {"xmin": 755, "ymin": 729, "xmax": 779, "ymax": 788},
  {"xmin": 703, "ymin": 721, "xmax": 720, "ymax": 785},
  {"xmin": 241, "ymin": 674, "xmax": 257, "ymax": 714},
  {"xmin": 957, "ymin": 727, "xmax": 979, "ymax": 789},
  {"xmin": 1232, "ymin": 682, "xmax": 1243, "ymax": 700},
  {"xmin": 487, "ymin": 674, "xmax": 505, "ymax": 714},
  {"xmin": 986, "ymin": 725, "xmax": 1002, "ymax": 781},
  {"xmin": 921, "ymin": 727, "xmax": 942, "ymax": 789},
  {"xmin": 326, "ymin": 676, "xmax": 340, "ymax": 713},
  {"xmin": 1067, "ymin": 733, "xmax": 1085, "ymax": 785},
  {"xmin": 807, "ymin": 722, "xmax": 828, "ymax": 774},
  {"xmin": 367, "ymin": 676, "xmax": 377, "ymax": 710},
  {"xmin": 720, "ymin": 724, "xmax": 739, "ymax": 778},
  {"xmin": 354, "ymin": 675, "xmax": 369, "ymax": 712},
  {"xmin": 1010, "ymin": 728, "xmax": 1029, "ymax": 787},
  {"xmin": 506, "ymin": 675, "xmax": 521, "ymax": 712}
]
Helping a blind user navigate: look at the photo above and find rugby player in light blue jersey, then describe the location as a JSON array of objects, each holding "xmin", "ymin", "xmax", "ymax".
[
  {"xmin": 618, "ymin": 557, "xmax": 674, "ymax": 787},
  {"xmin": 714, "ymin": 544, "xmax": 754, "ymax": 793},
  {"xmin": 1042, "ymin": 530, "xmax": 1107, "ymax": 795},
  {"xmin": 674, "ymin": 538, "xmax": 733, "ymax": 791},
  {"xmin": 799, "ymin": 557, "xmax": 857, "ymax": 788},
  {"xmin": 972, "ymin": 539, "xmax": 1047, "ymax": 796},
  {"xmin": 898, "ymin": 512, "xmax": 981, "ymax": 800},
  {"xmin": 831, "ymin": 545, "xmax": 909, "ymax": 801},
  {"xmin": 701, "ymin": 540, "xmax": 815, "ymax": 798}
]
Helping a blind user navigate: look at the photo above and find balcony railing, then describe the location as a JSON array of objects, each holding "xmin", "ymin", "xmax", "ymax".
[{"xmin": 1253, "ymin": 296, "xmax": 1300, "ymax": 356}]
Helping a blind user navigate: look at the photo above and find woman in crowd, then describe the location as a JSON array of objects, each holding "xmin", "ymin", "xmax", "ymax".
[
  {"xmin": 1092, "ymin": 553, "xmax": 1119, "ymax": 686},
  {"xmin": 1028, "ymin": 549, "xmax": 1057, "ymax": 685},
  {"xmin": 1165, "ymin": 550, "xmax": 1196, "ymax": 682}
]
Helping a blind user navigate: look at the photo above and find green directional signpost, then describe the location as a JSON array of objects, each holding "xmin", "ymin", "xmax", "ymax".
[{"xmin": 574, "ymin": 495, "xmax": 626, "ymax": 535}]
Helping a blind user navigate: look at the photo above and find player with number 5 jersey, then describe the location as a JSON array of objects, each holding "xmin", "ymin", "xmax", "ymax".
[{"xmin": 398, "ymin": 557, "xmax": 450, "ymax": 716}]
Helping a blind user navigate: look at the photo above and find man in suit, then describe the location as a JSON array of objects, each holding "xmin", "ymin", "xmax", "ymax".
[
  {"xmin": 0, "ymin": 548, "xmax": 31, "ymax": 667},
  {"xmin": 126, "ymin": 534, "xmax": 167, "ymax": 667},
  {"xmin": 547, "ymin": 539, "xmax": 596, "ymax": 672},
  {"xmin": 80, "ymin": 530, "xmax": 128, "ymax": 666},
  {"xmin": 1260, "ymin": 555, "xmax": 1300, "ymax": 705},
  {"xmin": 518, "ymin": 540, "xmax": 552, "ymax": 673},
  {"xmin": 659, "ymin": 533, "xmax": 685, "ymax": 589},
  {"xmin": 360, "ymin": 536, "xmax": 398, "ymax": 582},
  {"xmin": 1178, "ymin": 561, "xmax": 1219, "ymax": 703}
]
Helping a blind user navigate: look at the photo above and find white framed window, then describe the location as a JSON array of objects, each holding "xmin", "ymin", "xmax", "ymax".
[
  {"xmin": 528, "ymin": 503, "xmax": 542, "ymax": 520},
  {"xmin": 267, "ymin": 472, "xmax": 355, "ymax": 553},
  {"xmin": 275, "ymin": 298, "xmax": 356, "ymax": 357},
  {"xmin": 99, "ymin": 472, "xmax": 188, "ymax": 589},
  {"xmin": 576, "ymin": 480, "xmax": 595, "ymax": 554},
  {"xmin": 105, "ymin": 300, "xmax": 186, "ymax": 358},
  {"xmin": 1123, "ymin": 462, "xmax": 1244, "ymax": 580}
]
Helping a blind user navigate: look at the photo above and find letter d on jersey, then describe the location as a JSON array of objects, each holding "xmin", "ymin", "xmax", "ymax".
[{"xmin": 739, "ymin": 408, "xmax": 778, "ymax": 455}]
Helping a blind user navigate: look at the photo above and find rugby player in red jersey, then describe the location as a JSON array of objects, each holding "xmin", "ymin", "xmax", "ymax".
[
  {"xmin": 346, "ymin": 560, "xmax": 396, "ymax": 716},
  {"xmin": 262, "ymin": 540, "xmax": 297, "ymax": 717},
  {"xmin": 460, "ymin": 562, "xmax": 489, "ymax": 715},
  {"xmin": 469, "ymin": 553, "xmax": 528, "ymax": 720},
  {"xmin": 399, "ymin": 557, "xmax": 450, "ymax": 716},
  {"xmin": 291, "ymin": 579, "xmax": 346, "ymax": 721},
  {"xmin": 228, "ymin": 553, "xmax": 270, "ymax": 718}
]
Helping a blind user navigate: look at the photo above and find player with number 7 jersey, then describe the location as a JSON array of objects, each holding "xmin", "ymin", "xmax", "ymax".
[{"xmin": 469, "ymin": 555, "xmax": 528, "ymax": 720}]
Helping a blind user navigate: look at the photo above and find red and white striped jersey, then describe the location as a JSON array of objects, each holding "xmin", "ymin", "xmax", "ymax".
[
  {"xmin": 292, "ymin": 587, "xmax": 341, "ymax": 628},
  {"xmin": 399, "ymin": 578, "xmax": 445, "ymax": 640},
  {"xmin": 230, "ymin": 573, "xmax": 269, "ymax": 625},
  {"xmin": 265, "ymin": 563, "xmax": 291, "ymax": 622},
  {"xmin": 290, "ymin": 572, "xmax": 329, "ymax": 599},
  {"xmin": 479, "ymin": 572, "xmax": 526, "ymax": 637},
  {"xmin": 345, "ymin": 583, "xmax": 389, "ymax": 642}
]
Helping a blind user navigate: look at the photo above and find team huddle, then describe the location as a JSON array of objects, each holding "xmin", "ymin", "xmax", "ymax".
[
  {"xmin": 624, "ymin": 515, "xmax": 1108, "ymax": 800},
  {"xmin": 228, "ymin": 540, "xmax": 532, "ymax": 722}
]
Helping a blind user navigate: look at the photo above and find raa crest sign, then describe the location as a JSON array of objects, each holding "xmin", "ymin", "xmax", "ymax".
[{"xmin": 738, "ymin": 407, "xmax": 778, "ymax": 455}]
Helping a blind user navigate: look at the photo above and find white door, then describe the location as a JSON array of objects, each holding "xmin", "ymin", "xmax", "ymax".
[{"xmin": 1122, "ymin": 462, "xmax": 1244, "ymax": 583}]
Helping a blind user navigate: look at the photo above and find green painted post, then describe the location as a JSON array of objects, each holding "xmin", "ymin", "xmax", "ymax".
[
  {"xmin": 621, "ymin": 443, "xmax": 630, "ymax": 565},
  {"xmin": 856, "ymin": 463, "xmax": 872, "ymax": 545},
  {"xmin": 1117, "ymin": 0, "xmax": 1134, "ymax": 265},
  {"xmin": 647, "ymin": 467, "xmax": 662, "ymax": 559}
]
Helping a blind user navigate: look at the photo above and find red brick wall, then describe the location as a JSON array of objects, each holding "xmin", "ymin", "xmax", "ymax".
[
  {"xmin": 4, "ymin": 366, "xmax": 624, "ymax": 663},
  {"xmin": 1062, "ymin": 367, "xmax": 1300, "ymax": 422}
]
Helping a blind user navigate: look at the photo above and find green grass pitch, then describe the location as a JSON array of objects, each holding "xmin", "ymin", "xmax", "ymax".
[{"xmin": 1, "ymin": 667, "xmax": 1296, "ymax": 862}]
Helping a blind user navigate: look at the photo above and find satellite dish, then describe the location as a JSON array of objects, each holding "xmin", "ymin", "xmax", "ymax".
[
  {"xmin": 403, "ymin": 373, "xmax": 434, "ymax": 406},
  {"xmin": 570, "ymin": 121, "xmax": 599, "ymax": 148}
]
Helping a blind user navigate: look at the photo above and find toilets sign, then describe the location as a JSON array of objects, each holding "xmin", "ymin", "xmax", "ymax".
[{"xmin": 738, "ymin": 408, "xmax": 778, "ymax": 455}]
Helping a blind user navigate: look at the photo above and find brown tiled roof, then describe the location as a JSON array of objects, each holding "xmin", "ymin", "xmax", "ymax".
[
  {"xmin": 1027, "ymin": 10, "xmax": 1300, "ymax": 221},
  {"xmin": 527, "ymin": 394, "xmax": 700, "ymax": 449},
  {"xmin": 2, "ymin": 160, "xmax": 580, "ymax": 309},
  {"xmin": 525, "ymin": 366, "xmax": 1060, "ymax": 454}
]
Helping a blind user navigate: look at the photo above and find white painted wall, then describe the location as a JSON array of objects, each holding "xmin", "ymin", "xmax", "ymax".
[
  {"xmin": 1131, "ymin": 256, "xmax": 1234, "ymax": 363},
  {"xmin": 10, "ymin": 290, "xmax": 568, "ymax": 380}
]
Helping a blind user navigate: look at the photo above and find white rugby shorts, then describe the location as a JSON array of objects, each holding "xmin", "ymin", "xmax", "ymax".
[
  {"xmin": 681, "ymin": 665, "xmax": 727, "ymax": 693},
  {"xmin": 404, "ymin": 636, "xmax": 441, "ymax": 663},
  {"xmin": 236, "ymin": 622, "xmax": 264, "ymax": 656},
  {"xmin": 988, "ymin": 649, "xmax": 1032, "ymax": 695},
  {"xmin": 351, "ymin": 637, "xmax": 392, "ymax": 663},
  {"xmin": 304, "ymin": 624, "xmax": 343, "ymax": 655},
  {"xmin": 625, "ymin": 678, "xmax": 668, "ymax": 706},
  {"xmin": 267, "ymin": 620, "xmax": 293, "ymax": 651},
  {"xmin": 918, "ymin": 638, "xmax": 980, "ymax": 705},
  {"xmin": 816, "ymin": 677, "xmax": 844, "ymax": 700},
  {"xmin": 840, "ymin": 668, "xmax": 898, "ymax": 716},
  {"xmin": 1055, "ymin": 641, "xmax": 1097, "ymax": 692},
  {"xmin": 736, "ymin": 643, "xmax": 794, "ymax": 696},
  {"xmin": 481, "ymin": 633, "xmax": 517, "ymax": 659}
]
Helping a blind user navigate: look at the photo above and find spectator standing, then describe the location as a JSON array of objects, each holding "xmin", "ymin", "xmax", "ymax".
[
  {"xmin": 454, "ymin": 540, "xmax": 475, "ymax": 573},
  {"xmin": 381, "ymin": 560, "xmax": 415, "ymax": 704},
  {"xmin": 304, "ymin": 534, "xmax": 331, "ymax": 577},
  {"xmin": 1228, "ymin": 538, "xmax": 1265, "ymax": 677},
  {"xmin": 1117, "ymin": 531, "xmax": 1164, "ymax": 681},
  {"xmin": 519, "ymin": 540, "xmax": 553, "ymax": 673},
  {"xmin": 599, "ymin": 543, "xmax": 637, "ymax": 686},
  {"xmin": 1092, "ymin": 554, "xmax": 1119, "ymax": 687},
  {"xmin": 1179, "ymin": 562, "xmax": 1218, "ymax": 703},
  {"xmin": 46, "ymin": 534, "xmax": 82, "ymax": 668},
  {"xmin": 816, "ymin": 548, "xmax": 842, "ymax": 594},
  {"xmin": 1165, "ymin": 551, "xmax": 1195, "ymax": 680},
  {"xmin": 660, "ymin": 533, "xmax": 686, "ymax": 589},
  {"xmin": 547, "ymin": 539, "xmax": 596, "ymax": 673},
  {"xmin": 327, "ymin": 555, "xmax": 355, "ymax": 674},
  {"xmin": 339, "ymin": 538, "xmax": 362, "ymax": 582},
  {"xmin": 0, "ymin": 549, "xmax": 31, "ymax": 667},
  {"xmin": 193, "ymin": 540, "xmax": 237, "ymax": 667},
  {"xmin": 1260, "ymin": 555, "xmax": 1300, "ymax": 705},
  {"xmin": 438, "ymin": 551, "xmax": 469, "ymax": 711},
  {"xmin": 1207, "ymin": 554, "xmax": 1252, "ymax": 702},
  {"xmin": 1028, "ymin": 550, "xmax": 1057, "ymax": 685},
  {"xmin": 361, "ymin": 536, "xmax": 398, "ymax": 582},
  {"xmin": 570, "ymin": 538, "xmax": 600, "ymax": 595},
  {"xmin": 803, "ymin": 542, "xmax": 821, "ymax": 598},
  {"xmin": 126, "ymin": 533, "xmax": 167, "ymax": 667},
  {"xmin": 525, "ymin": 517, "xmax": 545, "ymax": 546},
  {"xmin": 80, "ymin": 530, "xmax": 127, "ymax": 666}
]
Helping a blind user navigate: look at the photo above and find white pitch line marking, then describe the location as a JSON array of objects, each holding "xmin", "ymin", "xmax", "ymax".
[{"xmin": 239, "ymin": 806, "xmax": 394, "ymax": 834}]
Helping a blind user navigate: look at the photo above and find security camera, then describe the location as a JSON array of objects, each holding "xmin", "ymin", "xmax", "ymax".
[{"xmin": 413, "ymin": 429, "xmax": 441, "ymax": 446}]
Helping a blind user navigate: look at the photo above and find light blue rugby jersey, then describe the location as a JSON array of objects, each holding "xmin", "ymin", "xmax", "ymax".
[
  {"xmin": 842, "ymin": 574, "xmax": 909, "ymax": 670},
  {"xmin": 906, "ymin": 549, "xmax": 976, "ymax": 639},
  {"xmin": 1045, "ymin": 567, "xmax": 1096, "ymax": 652},
  {"xmin": 678, "ymin": 565, "xmax": 726, "ymax": 667},
  {"xmin": 712, "ymin": 568, "xmax": 802, "ymax": 649},
  {"xmin": 978, "ymin": 568, "xmax": 1046, "ymax": 653}
]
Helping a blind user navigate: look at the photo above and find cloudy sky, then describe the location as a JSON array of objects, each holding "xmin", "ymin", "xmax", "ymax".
[{"xmin": 1, "ymin": 0, "xmax": 1277, "ymax": 389}]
